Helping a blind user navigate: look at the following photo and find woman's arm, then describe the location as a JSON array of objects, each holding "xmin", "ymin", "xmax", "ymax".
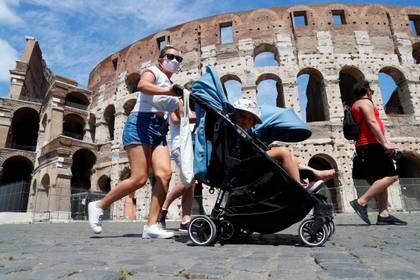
[{"xmin": 137, "ymin": 70, "xmax": 178, "ymax": 96}]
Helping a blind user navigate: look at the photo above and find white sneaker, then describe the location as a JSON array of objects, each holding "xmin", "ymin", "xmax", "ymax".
[
  {"xmin": 142, "ymin": 224, "xmax": 174, "ymax": 239},
  {"xmin": 88, "ymin": 201, "xmax": 103, "ymax": 234},
  {"xmin": 306, "ymin": 180, "xmax": 326, "ymax": 193}
]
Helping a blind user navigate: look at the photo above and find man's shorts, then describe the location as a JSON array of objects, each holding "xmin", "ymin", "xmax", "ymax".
[
  {"xmin": 352, "ymin": 143, "xmax": 397, "ymax": 184},
  {"xmin": 122, "ymin": 112, "xmax": 168, "ymax": 148}
]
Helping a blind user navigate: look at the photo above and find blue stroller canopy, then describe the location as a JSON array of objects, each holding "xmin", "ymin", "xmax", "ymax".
[{"xmin": 253, "ymin": 105, "xmax": 312, "ymax": 143}]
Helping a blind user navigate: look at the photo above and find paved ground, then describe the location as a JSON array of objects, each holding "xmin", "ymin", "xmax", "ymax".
[{"xmin": 0, "ymin": 213, "xmax": 419, "ymax": 280}]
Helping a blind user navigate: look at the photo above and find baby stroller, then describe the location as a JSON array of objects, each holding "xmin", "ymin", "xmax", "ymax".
[{"xmin": 187, "ymin": 66, "xmax": 334, "ymax": 247}]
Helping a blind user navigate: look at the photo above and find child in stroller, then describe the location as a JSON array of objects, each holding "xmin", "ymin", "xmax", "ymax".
[
  {"xmin": 232, "ymin": 98, "xmax": 336, "ymax": 193},
  {"xmin": 187, "ymin": 66, "xmax": 335, "ymax": 247}
]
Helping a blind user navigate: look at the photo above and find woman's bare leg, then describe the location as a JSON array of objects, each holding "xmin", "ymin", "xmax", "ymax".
[
  {"xmin": 99, "ymin": 145, "xmax": 151, "ymax": 210},
  {"xmin": 149, "ymin": 145, "xmax": 172, "ymax": 224}
]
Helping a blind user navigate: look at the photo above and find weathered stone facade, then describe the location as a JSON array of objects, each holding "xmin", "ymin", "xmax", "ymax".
[{"xmin": 1, "ymin": 4, "xmax": 420, "ymax": 221}]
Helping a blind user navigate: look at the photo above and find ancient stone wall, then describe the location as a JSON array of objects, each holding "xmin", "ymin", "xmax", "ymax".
[{"xmin": 87, "ymin": 3, "xmax": 420, "ymax": 216}]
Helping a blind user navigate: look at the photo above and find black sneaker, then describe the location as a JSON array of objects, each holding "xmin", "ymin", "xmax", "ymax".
[
  {"xmin": 179, "ymin": 221, "xmax": 189, "ymax": 232},
  {"xmin": 350, "ymin": 199, "xmax": 371, "ymax": 225},
  {"xmin": 376, "ymin": 215, "xmax": 407, "ymax": 225}
]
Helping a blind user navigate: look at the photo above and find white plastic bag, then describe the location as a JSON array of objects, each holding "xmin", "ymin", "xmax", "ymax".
[{"xmin": 179, "ymin": 90, "xmax": 195, "ymax": 187}]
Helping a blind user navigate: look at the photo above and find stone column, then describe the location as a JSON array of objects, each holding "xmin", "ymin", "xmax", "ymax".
[{"xmin": 325, "ymin": 80, "xmax": 344, "ymax": 123}]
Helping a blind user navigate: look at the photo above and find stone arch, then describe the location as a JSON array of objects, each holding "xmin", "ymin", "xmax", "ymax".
[
  {"xmin": 123, "ymin": 98, "xmax": 137, "ymax": 116},
  {"xmin": 125, "ymin": 72, "xmax": 140, "ymax": 94},
  {"xmin": 88, "ymin": 113, "xmax": 96, "ymax": 143},
  {"xmin": 63, "ymin": 113, "xmax": 85, "ymax": 140},
  {"xmin": 41, "ymin": 173, "xmax": 50, "ymax": 187},
  {"xmin": 64, "ymin": 91, "xmax": 89, "ymax": 110},
  {"xmin": 97, "ymin": 175, "xmax": 111, "ymax": 193},
  {"xmin": 119, "ymin": 166, "xmax": 131, "ymax": 181},
  {"xmin": 70, "ymin": 149, "xmax": 96, "ymax": 191},
  {"xmin": 379, "ymin": 66, "xmax": 414, "ymax": 115},
  {"xmin": 413, "ymin": 42, "xmax": 420, "ymax": 64},
  {"xmin": 308, "ymin": 154, "xmax": 342, "ymax": 212},
  {"xmin": 256, "ymin": 73, "xmax": 284, "ymax": 107},
  {"xmin": 1, "ymin": 155, "xmax": 34, "ymax": 184},
  {"xmin": 104, "ymin": 105, "xmax": 116, "ymax": 141},
  {"xmin": 254, "ymin": 43, "xmax": 280, "ymax": 67},
  {"xmin": 397, "ymin": 151, "xmax": 420, "ymax": 210},
  {"xmin": 247, "ymin": 8, "xmax": 281, "ymax": 23},
  {"xmin": 339, "ymin": 66, "xmax": 365, "ymax": 106},
  {"xmin": 297, "ymin": 67, "xmax": 329, "ymax": 122},
  {"xmin": 7, "ymin": 107, "xmax": 39, "ymax": 151},
  {"xmin": 221, "ymin": 74, "xmax": 242, "ymax": 102}
]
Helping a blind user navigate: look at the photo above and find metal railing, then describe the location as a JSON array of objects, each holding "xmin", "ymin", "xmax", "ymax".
[
  {"xmin": 70, "ymin": 188, "xmax": 110, "ymax": 220},
  {"xmin": 62, "ymin": 131, "xmax": 84, "ymax": 140},
  {"xmin": 19, "ymin": 95, "xmax": 43, "ymax": 103},
  {"xmin": 0, "ymin": 181, "xmax": 30, "ymax": 212},
  {"xmin": 10, "ymin": 143, "xmax": 36, "ymax": 151}
]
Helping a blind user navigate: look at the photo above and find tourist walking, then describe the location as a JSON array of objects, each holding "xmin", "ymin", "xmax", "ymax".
[
  {"xmin": 88, "ymin": 46, "xmax": 184, "ymax": 238},
  {"xmin": 349, "ymin": 80, "xmax": 407, "ymax": 225}
]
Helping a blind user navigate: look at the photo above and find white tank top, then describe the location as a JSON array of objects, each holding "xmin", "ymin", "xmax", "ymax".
[{"xmin": 132, "ymin": 65, "xmax": 179, "ymax": 113}]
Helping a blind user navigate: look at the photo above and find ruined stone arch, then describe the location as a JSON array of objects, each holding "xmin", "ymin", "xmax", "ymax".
[
  {"xmin": 297, "ymin": 67, "xmax": 329, "ymax": 122},
  {"xmin": 221, "ymin": 74, "xmax": 242, "ymax": 102},
  {"xmin": 256, "ymin": 73, "xmax": 284, "ymax": 107},
  {"xmin": 88, "ymin": 113, "xmax": 96, "ymax": 143},
  {"xmin": 104, "ymin": 104, "xmax": 116, "ymax": 141},
  {"xmin": 308, "ymin": 154, "xmax": 342, "ymax": 212},
  {"xmin": 412, "ymin": 42, "xmax": 420, "ymax": 64},
  {"xmin": 63, "ymin": 113, "xmax": 85, "ymax": 140},
  {"xmin": 125, "ymin": 72, "xmax": 140, "ymax": 94},
  {"xmin": 396, "ymin": 151, "xmax": 420, "ymax": 209},
  {"xmin": 123, "ymin": 98, "xmax": 137, "ymax": 116},
  {"xmin": 379, "ymin": 66, "xmax": 414, "ymax": 115},
  {"xmin": 41, "ymin": 173, "xmax": 50, "ymax": 188},
  {"xmin": 97, "ymin": 175, "xmax": 111, "ymax": 193},
  {"xmin": 254, "ymin": 43, "xmax": 280, "ymax": 67},
  {"xmin": 7, "ymin": 107, "xmax": 39, "ymax": 151},
  {"xmin": 247, "ymin": 8, "xmax": 281, "ymax": 22},
  {"xmin": 1, "ymin": 155, "xmax": 34, "ymax": 184},
  {"xmin": 339, "ymin": 66, "xmax": 365, "ymax": 106},
  {"xmin": 64, "ymin": 91, "xmax": 89, "ymax": 110},
  {"xmin": 119, "ymin": 166, "xmax": 131, "ymax": 181},
  {"xmin": 70, "ymin": 149, "xmax": 96, "ymax": 190}
]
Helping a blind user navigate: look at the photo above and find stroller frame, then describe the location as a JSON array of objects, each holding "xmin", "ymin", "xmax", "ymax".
[{"xmin": 187, "ymin": 94, "xmax": 334, "ymax": 247}]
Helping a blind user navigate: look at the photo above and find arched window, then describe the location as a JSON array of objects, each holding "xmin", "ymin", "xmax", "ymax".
[
  {"xmin": 1, "ymin": 156, "xmax": 33, "ymax": 184},
  {"xmin": 379, "ymin": 67, "xmax": 413, "ymax": 115},
  {"xmin": 64, "ymin": 92, "xmax": 89, "ymax": 110},
  {"xmin": 98, "ymin": 175, "xmax": 111, "ymax": 193},
  {"xmin": 413, "ymin": 42, "xmax": 420, "ymax": 64},
  {"xmin": 8, "ymin": 107, "xmax": 39, "ymax": 151},
  {"xmin": 126, "ymin": 73, "xmax": 140, "ymax": 94},
  {"xmin": 88, "ymin": 114, "xmax": 96, "ymax": 143},
  {"xmin": 297, "ymin": 68, "xmax": 329, "ymax": 122},
  {"xmin": 221, "ymin": 75, "xmax": 242, "ymax": 103},
  {"xmin": 339, "ymin": 66, "xmax": 365, "ymax": 106},
  {"xmin": 123, "ymin": 99, "xmax": 137, "ymax": 116},
  {"xmin": 256, "ymin": 74, "xmax": 284, "ymax": 107},
  {"xmin": 63, "ymin": 114, "xmax": 85, "ymax": 140},
  {"xmin": 104, "ymin": 105, "xmax": 116, "ymax": 141},
  {"xmin": 254, "ymin": 44, "xmax": 279, "ymax": 67},
  {"xmin": 71, "ymin": 149, "xmax": 96, "ymax": 191}
]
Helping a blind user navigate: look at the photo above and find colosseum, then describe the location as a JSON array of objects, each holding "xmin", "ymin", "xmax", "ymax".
[{"xmin": 1, "ymin": 3, "xmax": 420, "ymax": 222}]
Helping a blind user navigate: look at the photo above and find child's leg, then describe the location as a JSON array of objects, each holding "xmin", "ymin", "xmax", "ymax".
[{"xmin": 266, "ymin": 147, "xmax": 301, "ymax": 183}]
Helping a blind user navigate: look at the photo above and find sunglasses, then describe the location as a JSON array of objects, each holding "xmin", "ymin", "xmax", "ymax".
[{"xmin": 165, "ymin": 54, "xmax": 183, "ymax": 63}]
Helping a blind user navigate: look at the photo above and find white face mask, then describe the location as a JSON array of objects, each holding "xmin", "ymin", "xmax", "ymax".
[{"xmin": 162, "ymin": 58, "xmax": 180, "ymax": 73}]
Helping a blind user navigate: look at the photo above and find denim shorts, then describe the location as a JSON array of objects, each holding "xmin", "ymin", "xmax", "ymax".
[{"xmin": 122, "ymin": 112, "xmax": 168, "ymax": 148}]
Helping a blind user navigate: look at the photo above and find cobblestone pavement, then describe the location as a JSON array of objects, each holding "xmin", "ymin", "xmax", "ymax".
[{"xmin": 0, "ymin": 213, "xmax": 419, "ymax": 280}]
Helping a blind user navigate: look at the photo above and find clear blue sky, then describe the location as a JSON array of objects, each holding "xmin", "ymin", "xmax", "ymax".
[{"xmin": 1, "ymin": 0, "xmax": 419, "ymax": 108}]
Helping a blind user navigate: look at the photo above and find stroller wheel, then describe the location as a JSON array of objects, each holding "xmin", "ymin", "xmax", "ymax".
[
  {"xmin": 188, "ymin": 215, "xmax": 217, "ymax": 246},
  {"xmin": 298, "ymin": 219, "xmax": 328, "ymax": 247},
  {"xmin": 219, "ymin": 220, "xmax": 235, "ymax": 241},
  {"xmin": 329, "ymin": 220, "xmax": 335, "ymax": 236}
]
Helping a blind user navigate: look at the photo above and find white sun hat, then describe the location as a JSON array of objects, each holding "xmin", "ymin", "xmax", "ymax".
[{"xmin": 233, "ymin": 98, "xmax": 262, "ymax": 124}]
